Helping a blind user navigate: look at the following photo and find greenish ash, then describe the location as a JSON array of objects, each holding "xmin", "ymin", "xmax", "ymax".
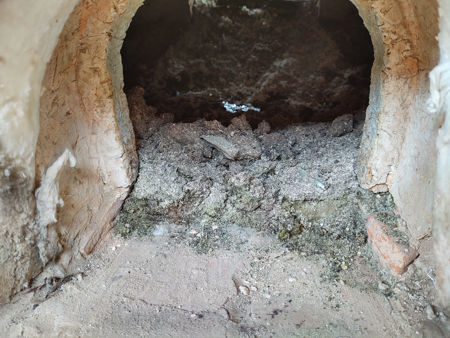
[{"xmin": 114, "ymin": 197, "xmax": 159, "ymax": 237}]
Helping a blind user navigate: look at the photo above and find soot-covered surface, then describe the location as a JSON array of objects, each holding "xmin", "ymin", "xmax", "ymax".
[{"xmin": 122, "ymin": 0, "xmax": 373, "ymax": 128}]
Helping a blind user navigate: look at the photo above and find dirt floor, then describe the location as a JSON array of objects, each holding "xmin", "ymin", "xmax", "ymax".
[{"xmin": 0, "ymin": 227, "xmax": 446, "ymax": 337}]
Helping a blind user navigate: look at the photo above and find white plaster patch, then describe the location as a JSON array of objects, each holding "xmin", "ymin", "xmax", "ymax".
[
  {"xmin": 35, "ymin": 149, "xmax": 76, "ymax": 228},
  {"xmin": 428, "ymin": 61, "xmax": 450, "ymax": 114}
]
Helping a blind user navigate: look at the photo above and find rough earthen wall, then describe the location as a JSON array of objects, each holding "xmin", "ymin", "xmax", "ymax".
[
  {"xmin": 0, "ymin": 0, "xmax": 141, "ymax": 303},
  {"xmin": 431, "ymin": 0, "xmax": 450, "ymax": 307},
  {"xmin": 352, "ymin": 0, "xmax": 440, "ymax": 240},
  {"xmin": 0, "ymin": 0, "xmax": 80, "ymax": 304},
  {"xmin": 36, "ymin": 0, "xmax": 139, "ymax": 272}
]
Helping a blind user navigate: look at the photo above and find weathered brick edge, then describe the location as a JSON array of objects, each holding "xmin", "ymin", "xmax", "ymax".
[{"xmin": 366, "ymin": 214, "xmax": 419, "ymax": 275}]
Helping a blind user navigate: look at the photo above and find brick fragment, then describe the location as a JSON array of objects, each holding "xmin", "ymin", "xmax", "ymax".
[{"xmin": 366, "ymin": 214, "xmax": 418, "ymax": 275}]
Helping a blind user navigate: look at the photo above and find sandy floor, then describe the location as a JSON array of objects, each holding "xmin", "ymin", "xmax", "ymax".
[{"xmin": 0, "ymin": 225, "xmax": 441, "ymax": 337}]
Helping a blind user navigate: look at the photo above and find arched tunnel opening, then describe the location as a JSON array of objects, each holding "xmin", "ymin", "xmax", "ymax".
[
  {"xmin": 114, "ymin": 0, "xmax": 399, "ymax": 271},
  {"xmin": 122, "ymin": 0, "xmax": 374, "ymax": 130}
]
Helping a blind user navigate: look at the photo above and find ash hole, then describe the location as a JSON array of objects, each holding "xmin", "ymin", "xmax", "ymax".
[
  {"xmin": 122, "ymin": 0, "xmax": 373, "ymax": 130},
  {"xmin": 117, "ymin": 1, "xmax": 398, "ymax": 277}
]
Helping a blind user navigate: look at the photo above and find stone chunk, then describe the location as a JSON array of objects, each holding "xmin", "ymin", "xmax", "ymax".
[
  {"xmin": 233, "ymin": 135, "xmax": 262, "ymax": 160},
  {"xmin": 366, "ymin": 214, "xmax": 418, "ymax": 275},
  {"xmin": 230, "ymin": 114, "xmax": 252, "ymax": 131},
  {"xmin": 201, "ymin": 135, "xmax": 239, "ymax": 160},
  {"xmin": 256, "ymin": 120, "xmax": 271, "ymax": 134},
  {"xmin": 330, "ymin": 114, "xmax": 353, "ymax": 137}
]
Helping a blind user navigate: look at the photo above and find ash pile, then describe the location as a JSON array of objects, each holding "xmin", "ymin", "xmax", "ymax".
[
  {"xmin": 115, "ymin": 88, "xmax": 398, "ymax": 277},
  {"xmin": 117, "ymin": 1, "xmax": 397, "ymax": 276}
]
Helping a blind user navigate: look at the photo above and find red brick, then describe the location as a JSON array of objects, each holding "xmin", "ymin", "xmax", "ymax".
[{"xmin": 366, "ymin": 214, "xmax": 418, "ymax": 275}]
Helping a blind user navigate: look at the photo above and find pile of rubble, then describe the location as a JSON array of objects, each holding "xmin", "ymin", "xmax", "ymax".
[{"xmin": 116, "ymin": 88, "xmax": 402, "ymax": 278}]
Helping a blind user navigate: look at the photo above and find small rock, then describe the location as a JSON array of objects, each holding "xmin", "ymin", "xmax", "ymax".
[
  {"xmin": 378, "ymin": 282, "xmax": 389, "ymax": 291},
  {"xmin": 239, "ymin": 285, "xmax": 250, "ymax": 295},
  {"xmin": 256, "ymin": 120, "xmax": 271, "ymax": 134},
  {"xmin": 75, "ymin": 272, "xmax": 84, "ymax": 282},
  {"xmin": 201, "ymin": 135, "xmax": 239, "ymax": 160},
  {"xmin": 230, "ymin": 114, "xmax": 252, "ymax": 131},
  {"xmin": 330, "ymin": 114, "xmax": 353, "ymax": 137},
  {"xmin": 202, "ymin": 145, "xmax": 212, "ymax": 158},
  {"xmin": 425, "ymin": 304, "xmax": 436, "ymax": 320}
]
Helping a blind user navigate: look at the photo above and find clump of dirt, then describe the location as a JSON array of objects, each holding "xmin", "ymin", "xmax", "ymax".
[
  {"xmin": 115, "ymin": 89, "xmax": 401, "ymax": 280},
  {"xmin": 122, "ymin": 0, "xmax": 373, "ymax": 128}
]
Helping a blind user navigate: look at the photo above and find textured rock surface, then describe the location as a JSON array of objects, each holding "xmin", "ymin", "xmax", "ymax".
[
  {"xmin": 330, "ymin": 114, "xmax": 354, "ymax": 137},
  {"xmin": 352, "ymin": 0, "xmax": 440, "ymax": 241},
  {"xmin": 36, "ymin": 0, "xmax": 139, "ymax": 272}
]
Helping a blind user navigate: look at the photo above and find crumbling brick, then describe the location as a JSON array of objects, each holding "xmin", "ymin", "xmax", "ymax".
[{"xmin": 366, "ymin": 214, "xmax": 418, "ymax": 275}]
